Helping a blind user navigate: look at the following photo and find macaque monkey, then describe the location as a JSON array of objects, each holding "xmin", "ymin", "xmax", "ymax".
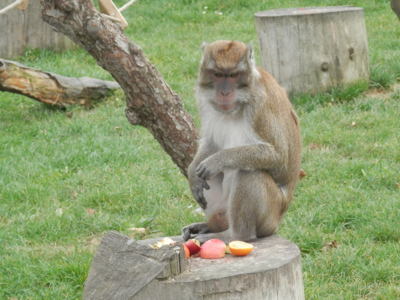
[{"xmin": 182, "ymin": 40, "xmax": 301, "ymax": 243}]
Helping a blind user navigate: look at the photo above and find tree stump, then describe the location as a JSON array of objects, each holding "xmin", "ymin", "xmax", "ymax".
[
  {"xmin": 255, "ymin": 6, "xmax": 369, "ymax": 96},
  {"xmin": 84, "ymin": 231, "xmax": 304, "ymax": 300},
  {"xmin": 0, "ymin": 0, "xmax": 73, "ymax": 59}
]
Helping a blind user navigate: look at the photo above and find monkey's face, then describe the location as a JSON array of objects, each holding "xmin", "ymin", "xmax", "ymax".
[
  {"xmin": 209, "ymin": 70, "xmax": 244, "ymax": 112},
  {"xmin": 198, "ymin": 40, "xmax": 254, "ymax": 114}
]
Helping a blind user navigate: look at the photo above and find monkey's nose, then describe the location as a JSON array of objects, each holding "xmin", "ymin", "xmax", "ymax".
[{"xmin": 221, "ymin": 90, "xmax": 232, "ymax": 96}]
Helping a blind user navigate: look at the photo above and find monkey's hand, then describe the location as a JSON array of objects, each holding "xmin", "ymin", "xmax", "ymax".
[
  {"xmin": 182, "ymin": 222, "xmax": 210, "ymax": 241},
  {"xmin": 196, "ymin": 155, "xmax": 223, "ymax": 180},
  {"xmin": 190, "ymin": 177, "xmax": 210, "ymax": 209}
]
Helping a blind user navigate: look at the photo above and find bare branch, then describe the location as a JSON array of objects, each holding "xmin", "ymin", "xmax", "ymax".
[
  {"xmin": 119, "ymin": 0, "xmax": 137, "ymax": 12},
  {"xmin": 40, "ymin": 0, "xmax": 197, "ymax": 176},
  {"xmin": 0, "ymin": 0, "xmax": 28, "ymax": 14}
]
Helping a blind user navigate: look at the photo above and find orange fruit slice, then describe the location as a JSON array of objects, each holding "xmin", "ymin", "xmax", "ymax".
[{"xmin": 228, "ymin": 241, "xmax": 254, "ymax": 256}]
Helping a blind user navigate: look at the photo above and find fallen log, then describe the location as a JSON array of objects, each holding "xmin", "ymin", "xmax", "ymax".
[{"xmin": 0, "ymin": 59, "xmax": 120, "ymax": 107}]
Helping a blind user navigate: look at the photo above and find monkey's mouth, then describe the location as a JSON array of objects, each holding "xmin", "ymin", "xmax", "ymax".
[
  {"xmin": 219, "ymin": 102, "xmax": 235, "ymax": 111},
  {"xmin": 214, "ymin": 95, "xmax": 237, "ymax": 112}
]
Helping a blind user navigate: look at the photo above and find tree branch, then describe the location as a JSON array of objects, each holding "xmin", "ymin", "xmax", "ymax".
[{"xmin": 40, "ymin": 0, "xmax": 197, "ymax": 176}]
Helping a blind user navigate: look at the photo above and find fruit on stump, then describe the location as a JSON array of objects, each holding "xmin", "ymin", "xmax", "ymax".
[
  {"xmin": 199, "ymin": 239, "xmax": 226, "ymax": 259},
  {"xmin": 184, "ymin": 239, "xmax": 201, "ymax": 255},
  {"xmin": 183, "ymin": 244, "xmax": 190, "ymax": 258},
  {"xmin": 228, "ymin": 241, "xmax": 254, "ymax": 256}
]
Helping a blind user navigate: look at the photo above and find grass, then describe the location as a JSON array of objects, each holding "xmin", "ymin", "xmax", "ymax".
[{"xmin": 1, "ymin": 0, "xmax": 399, "ymax": 299}]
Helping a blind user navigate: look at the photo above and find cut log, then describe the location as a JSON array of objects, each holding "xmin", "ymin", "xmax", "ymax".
[
  {"xmin": 0, "ymin": 0, "xmax": 73, "ymax": 59},
  {"xmin": 0, "ymin": 59, "xmax": 120, "ymax": 107},
  {"xmin": 84, "ymin": 231, "xmax": 304, "ymax": 300},
  {"xmin": 255, "ymin": 6, "xmax": 369, "ymax": 96}
]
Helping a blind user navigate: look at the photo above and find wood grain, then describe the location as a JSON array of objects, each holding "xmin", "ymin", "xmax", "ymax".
[
  {"xmin": 84, "ymin": 232, "xmax": 304, "ymax": 300},
  {"xmin": 255, "ymin": 6, "xmax": 369, "ymax": 96},
  {"xmin": 0, "ymin": 0, "xmax": 73, "ymax": 58}
]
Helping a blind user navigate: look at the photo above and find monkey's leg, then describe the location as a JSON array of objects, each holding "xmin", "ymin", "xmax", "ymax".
[
  {"xmin": 193, "ymin": 170, "xmax": 285, "ymax": 243},
  {"xmin": 235, "ymin": 171, "xmax": 284, "ymax": 239},
  {"xmin": 182, "ymin": 174, "xmax": 227, "ymax": 241}
]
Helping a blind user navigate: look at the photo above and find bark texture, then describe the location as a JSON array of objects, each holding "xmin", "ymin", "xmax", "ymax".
[
  {"xmin": 84, "ymin": 232, "xmax": 304, "ymax": 300},
  {"xmin": 255, "ymin": 6, "xmax": 369, "ymax": 96},
  {"xmin": 40, "ymin": 0, "xmax": 197, "ymax": 176},
  {"xmin": 0, "ymin": 59, "xmax": 120, "ymax": 107}
]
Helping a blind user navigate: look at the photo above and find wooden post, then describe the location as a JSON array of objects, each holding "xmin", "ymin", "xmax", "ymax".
[
  {"xmin": 0, "ymin": 0, "xmax": 73, "ymax": 59},
  {"xmin": 84, "ymin": 231, "xmax": 305, "ymax": 300},
  {"xmin": 255, "ymin": 6, "xmax": 369, "ymax": 96}
]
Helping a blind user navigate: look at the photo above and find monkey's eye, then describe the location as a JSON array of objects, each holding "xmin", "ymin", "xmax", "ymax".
[
  {"xmin": 214, "ymin": 72, "xmax": 224, "ymax": 78},
  {"xmin": 229, "ymin": 73, "xmax": 239, "ymax": 78}
]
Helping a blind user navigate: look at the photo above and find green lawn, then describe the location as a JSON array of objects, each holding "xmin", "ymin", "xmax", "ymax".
[{"xmin": 1, "ymin": 0, "xmax": 399, "ymax": 299}]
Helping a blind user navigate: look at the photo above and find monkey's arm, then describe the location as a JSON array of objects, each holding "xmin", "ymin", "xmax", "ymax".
[
  {"xmin": 196, "ymin": 142, "xmax": 283, "ymax": 180},
  {"xmin": 188, "ymin": 140, "xmax": 218, "ymax": 209}
]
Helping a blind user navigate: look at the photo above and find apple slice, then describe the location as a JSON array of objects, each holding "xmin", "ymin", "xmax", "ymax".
[
  {"xmin": 199, "ymin": 239, "xmax": 226, "ymax": 259},
  {"xmin": 184, "ymin": 239, "xmax": 201, "ymax": 255},
  {"xmin": 228, "ymin": 241, "xmax": 254, "ymax": 256}
]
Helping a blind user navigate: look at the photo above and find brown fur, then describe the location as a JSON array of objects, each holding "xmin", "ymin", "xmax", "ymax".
[
  {"xmin": 183, "ymin": 40, "xmax": 301, "ymax": 243},
  {"xmin": 207, "ymin": 40, "xmax": 247, "ymax": 70}
]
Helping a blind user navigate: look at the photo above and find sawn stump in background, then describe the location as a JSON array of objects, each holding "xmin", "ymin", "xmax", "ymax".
[
  {"xmin": 255, "ymin": 6, "xmax": 369, "ymax": 96},
  {"xmin": 0, "ymin": 0, "xmax": 73, "ymax": 58}
]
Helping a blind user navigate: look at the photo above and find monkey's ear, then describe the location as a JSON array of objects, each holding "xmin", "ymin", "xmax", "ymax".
[
  {"xmin": 201, "ymin": 42, "xmax": 209, "ymax": 51},
  {"xmin": 247, "ymin": 43, "xmax": 254, "ymax": 60},
  {"xmin": 246, "ymin": 43, "xmax": 256, "ymax": 66}
]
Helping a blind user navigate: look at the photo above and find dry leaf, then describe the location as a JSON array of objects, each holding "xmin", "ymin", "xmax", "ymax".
[
  {"xmin": 149, "ymin": 237, "xmax": 176, "ymax": 249},
  {"xmin": 299, "ymin": 169, "xmax": 307, "ymax": 179},
  {"xmin": 86, "ymin": 208, "xmax": 96, "ymax": 215},
  {"xmin": 128, "ymin": 227, "xmax": 146, "ymax": 234},
  {"xmin": 193, "ymin": 207, "xmax": 205, "ymax": 216},
  {"xmin": 322, "ymin": 240, "xmax": 338, "ymax": 251},
  {"xmin": 309, "ymin": 143, "xmax": 323, "ymax": 150},
  {"xmin": 89, "ymin": 237, "xmax": 101, "ymax": 247}
]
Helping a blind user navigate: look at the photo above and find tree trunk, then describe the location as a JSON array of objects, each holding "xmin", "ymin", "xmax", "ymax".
[
  {"xmin": 392, "ymin": 0, "xmax": 400, "ymax": 19},
  {"xmin": 0, "ymin": 58, "xmax": 120, "ymax": 107},
  {"xmin": 40, "ymin": 0, "xmax": 197, "ymax": 176},
  {"xmin": 255, "ymin": 6, "xmax": 369, "ymax": 96}
]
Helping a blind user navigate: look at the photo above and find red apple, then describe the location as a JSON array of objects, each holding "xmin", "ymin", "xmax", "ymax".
[
  {"xmin": 184, "ymin": 239, "xmax": 201, "ymax": 255},
  {"xmin": 199, "ymin": 239, "xmax": 226, "ymax": 259}
]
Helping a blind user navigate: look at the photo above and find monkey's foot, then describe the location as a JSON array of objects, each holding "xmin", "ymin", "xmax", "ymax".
[{"xmin": 182, "ymin": 222, "xmax": 210, "ymax": 241}]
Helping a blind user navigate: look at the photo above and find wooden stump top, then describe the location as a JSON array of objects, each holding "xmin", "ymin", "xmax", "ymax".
[
  {"xmin": 172, "ymin": 235, "xmax": 299, "ymax": 283},
  {"xmin": 255, "ymin": 6, "xmax": 362, "ymax": 17},
  {"xmin": 84, "ymin": 232, "xmax": 304, "ymax": 299}
]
